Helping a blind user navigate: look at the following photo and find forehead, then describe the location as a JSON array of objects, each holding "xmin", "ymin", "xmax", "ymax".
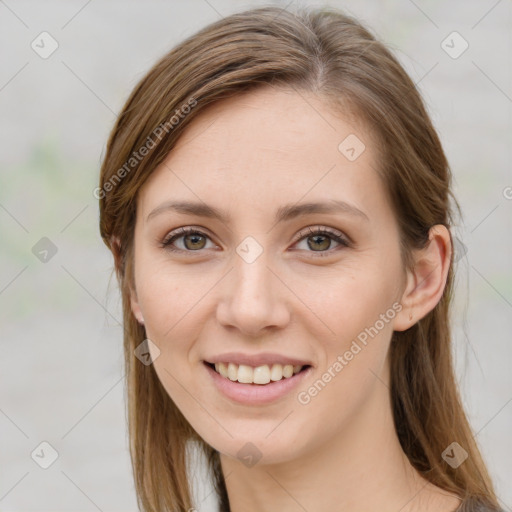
[
  {"xmin": 138, "ymin": 86, "xmax": 388, "ymax": 223},
  {"xmin": 172, "ymin": 86, "xmax": 372, "ymax": 169}
]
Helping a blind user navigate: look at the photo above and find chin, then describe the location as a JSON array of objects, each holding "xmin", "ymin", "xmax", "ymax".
[{"xmin": 193, "ymin": 419, "xmax": 308, "ymax": 467}]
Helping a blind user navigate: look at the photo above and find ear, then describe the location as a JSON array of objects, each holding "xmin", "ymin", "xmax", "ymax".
[
  {"xmin": 393, "ymin": 225, "xmax": 452, "ymax": 331},
  {"xmin": 130, "ymin": 286, "xmax": 145, "ymax": 326},
  {"xmin": 111, "ymin": 235, "xmax": 145, "ymax": 326},
  {"xmin": 110, "ymin": 235, "xmax": 123, "ymax": 275}
]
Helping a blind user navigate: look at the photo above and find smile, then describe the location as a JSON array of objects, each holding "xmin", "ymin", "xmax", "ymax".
[
  {"xmin": 204, "ymin": 361, "xmax": 313, "ymax": 405},
  {"xmin": 208, "ymin": 361, "xmax": 308, "ymax": 385}
]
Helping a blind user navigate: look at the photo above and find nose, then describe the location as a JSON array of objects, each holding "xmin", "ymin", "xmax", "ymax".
[{"xmin": 216, "ymin": 247, "xmax": 291, "ymax": 337}]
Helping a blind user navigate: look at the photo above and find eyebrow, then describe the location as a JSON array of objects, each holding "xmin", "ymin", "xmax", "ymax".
[{"xmin": 146, "ymin": 199, "xmax": 369, "ymax": 224}]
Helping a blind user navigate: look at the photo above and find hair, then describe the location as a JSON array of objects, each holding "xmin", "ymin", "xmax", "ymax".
[{"xmin": 98, "ymin": 5, "xmax": 501, "ymax": 512}]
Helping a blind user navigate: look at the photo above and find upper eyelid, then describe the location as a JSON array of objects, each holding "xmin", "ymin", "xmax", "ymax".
[
  {"xmin": 296, "ymin": 226, "xmax": 349, "ymax": 243},
  {"xmin": 161, "ymin": 226, "xmax": 213, "ymax": 244},
  {"xmin": 162, "ymin": 225, "xmax": 350, "ymax": 249}
]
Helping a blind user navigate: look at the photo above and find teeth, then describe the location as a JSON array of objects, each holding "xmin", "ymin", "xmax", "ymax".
[
  {"xmin": 213, "ymin": 362, "xmax": 304, "ymax": 384},
  {"xmin": 270, "ymin": 364, "xmax": 282, "ymax": 381},
  {"xmin": 253, "ymin": 365, "xmax": 270, "ymax": 384},
  {"xmin": 238, "ymin": 364, "xmax": 253, "ymax": 384},
  {"xmin": 227, "ymin": 362, "xmax": 237, "ymax": 381}
]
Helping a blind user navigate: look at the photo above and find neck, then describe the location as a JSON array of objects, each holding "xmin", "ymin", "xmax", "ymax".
[{"xmin": 219, "ymin": 375, "xmax": 460, "ymax": 512}]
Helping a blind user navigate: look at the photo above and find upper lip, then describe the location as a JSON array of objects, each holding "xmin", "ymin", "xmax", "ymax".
[{"xmin": 205, "ymin": 352, "xmax": 312, "ymax": 368}]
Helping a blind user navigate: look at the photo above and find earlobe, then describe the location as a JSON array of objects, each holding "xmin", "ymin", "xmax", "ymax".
[
  {"xmin": 130, "ymin": 290, "xmax": 145, "ymax": 325},
  {"xmin": 111, "ymin": 235, "xmax": 144, "ymax": 325},
  {"xmin": 110, "ymin": 235, "xmax": 122, "ymax": 273},
  {"xmin": 393, "ymin": 225, "xmax": 452, "ymax": 332}
]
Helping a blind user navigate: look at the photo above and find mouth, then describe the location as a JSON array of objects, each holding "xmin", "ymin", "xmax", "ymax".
[{"xmin": 204, "ymin": 361, "xmax": 312, "ymax": 385}]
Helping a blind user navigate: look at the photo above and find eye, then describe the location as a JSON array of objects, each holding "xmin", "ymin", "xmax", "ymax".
[
  {"xmin": 161, "ymin": 225, "xmax": 350, "ymax": 256},
  {"xmin": 161, "ymin": 227, "xmax": 215, "ymax": 253},
  {"xmin": 292, "ymin": 226, "xmax": 350, "ymax": 257}
]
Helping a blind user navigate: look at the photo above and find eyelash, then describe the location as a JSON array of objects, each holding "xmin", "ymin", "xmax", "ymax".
[{"xmin": 160, "ymin": 226, "xmax": 350, "ymax": 258}]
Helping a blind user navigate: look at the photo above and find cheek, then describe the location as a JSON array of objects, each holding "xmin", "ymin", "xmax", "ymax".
[
  {"xmin": 307, "ymin": 282, "xmax": 396, "ymax": 394},
  {"xmin": 135, "ymin": 255, "xmax": 209, "ymax": 340},
  {"xmin": 293, "ymin": 337, "xmax": 389, "ymax": 453},
  {"xmin": 294, "ymin": 260, "xmax": 399, "ymax": 344},
  {"xmin": 294, "ymin": 278, "xmax": 398, "ymax": 441},
  {"xmin": 135, "ymin": 261, "xmax": 209, "ymax": 412}
]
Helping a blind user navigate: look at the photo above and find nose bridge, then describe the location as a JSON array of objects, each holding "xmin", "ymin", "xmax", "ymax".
[
  {"xmin": 234, "ymin": 246, "xmax": 272, "ymax": 299},
  {"xmin": 217, "ymin": 236, "xmax": 289, "ymax": 334}
]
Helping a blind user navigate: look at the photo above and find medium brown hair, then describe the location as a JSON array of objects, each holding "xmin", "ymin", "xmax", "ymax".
[{"xmin": 98, "ymin": 6, "xmax": 500, "ymax": 511}]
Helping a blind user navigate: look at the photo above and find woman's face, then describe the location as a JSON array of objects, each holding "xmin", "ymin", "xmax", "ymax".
[{"xmin": 130, "ymin": 86, "xmax": 409, "ymax": 464}]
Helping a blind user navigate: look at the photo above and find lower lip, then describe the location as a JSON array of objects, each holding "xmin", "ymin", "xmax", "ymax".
[{"xmin": 204, "ymin": 362, "xmax": 312, "ymax": 405}]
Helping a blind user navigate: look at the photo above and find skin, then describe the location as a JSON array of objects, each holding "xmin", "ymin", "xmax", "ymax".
[{"xmin": 129, "ymin": 86, "xmax": 459, "ymax": 512}]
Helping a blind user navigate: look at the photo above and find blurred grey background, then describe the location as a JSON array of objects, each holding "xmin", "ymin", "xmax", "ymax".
[{"xmin": 0, "ymin": 0, "xmax": 511, "ymax": 510}]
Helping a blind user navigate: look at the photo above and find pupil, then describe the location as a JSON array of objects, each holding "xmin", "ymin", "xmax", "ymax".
[
  {"xmin": 186, "ymin": 234, "xmax": 205, "ymax": 250},
  {"xmin": 309, "ymin": 235, "xmax": 329, "ymax": 251}
]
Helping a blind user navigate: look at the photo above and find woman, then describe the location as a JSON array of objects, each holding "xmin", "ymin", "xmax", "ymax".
[{"xmin": 97, "ymin": 6, "xmax": 503, "ymax": 512}]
